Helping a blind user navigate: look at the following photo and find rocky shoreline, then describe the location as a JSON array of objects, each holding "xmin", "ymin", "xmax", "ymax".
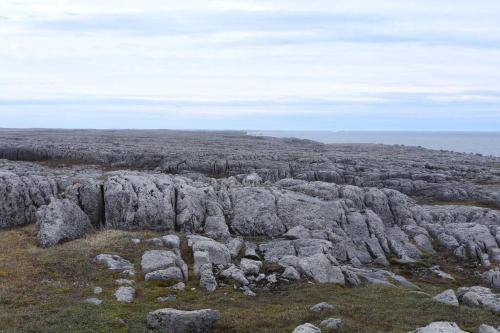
[{"xmin": 1, "ymin": 129, "xmax": 499, "ymax": 332}]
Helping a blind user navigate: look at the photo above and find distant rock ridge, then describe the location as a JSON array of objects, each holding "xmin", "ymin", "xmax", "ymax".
[{"xmin": 0, "ymin": 129, "xmax": 498, "ymax": 205}]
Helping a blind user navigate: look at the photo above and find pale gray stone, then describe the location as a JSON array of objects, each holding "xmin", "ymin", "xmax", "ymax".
[
  {"xmin": 104, "ymin": 172, "xmax": 176, "ymax": 231},
  {"xmin": 37, "ymin": 198, "xmax": 93, "ymax": 247},
  {"xmin": 320, "ymin": 318, "xmax": 343, "ymax": 330},
  {"xmin": 292, "ymin": 323, "xmax": 321, "ymax": 333},
  {"xmin": 408, "ymin": 322, "xmax": 468, "ymax": 333},
  {"xmin": 483, "ymin": 269, "xmax": 500, "ymax": 289},
  {"xmin": 433, "ymin": 289, "xmax": 459, "ymax": 307},
  {"xmin": 299, "ymin": 254, "xmax": 344, "ymax": 284},
  {"xmin": 145, "ymin": 267, "xmax": 184, "ymax": 282},
  {"xmin": 310, "ymin": 302, "xmax": 335, "ymax": 312},
  {"xmin": 141, "ymin": 250, "xmax": 180, "ymax": 274},
  {"xmin": 93, "ymin": 254, "xmax": 133, "ymax": 270},
  {"xmin": 115, "ymin": 286, "xmax": 135, "ymax": 303},
  {"xmin": 457, "ymin": 286, "xmax": 500, "ymax": 313},
  {"xmin": 161, "ymin": 234, "xmax": 180, "ymax": 249},
  {"xmin": 199, "ymin": 264, "xmax": 218, "ymax": 292},
  {"xmin": 147, "ymin": 308, "xmax": 220, "ymax": 333},
  {"xmin": 479, "ymin": 325, "xmax": 500, "ymax": 333},
  {"xmin": 282, "ymin": 266, "xmax": 301, "ymax": 281},
  {"xmin": 220, "ymin": 265, "xmax": 249, "ymax": 286},
  {"xmin": 239, "ymin": 258, "xmax": 262, "ymax": 276}
]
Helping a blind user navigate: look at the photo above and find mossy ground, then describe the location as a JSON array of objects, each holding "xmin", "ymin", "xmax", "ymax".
[{"xmin": 1, "ymin": 225, "xmax": 499, "ymax": 333}]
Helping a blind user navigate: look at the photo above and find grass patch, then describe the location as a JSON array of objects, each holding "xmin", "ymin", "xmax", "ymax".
[
  {"xmin": 1, "ymin": 225, "xmax": 499, "ymax": 332},
  {"xmin": 415, "ymin": 198, "xmax": 500, "ymax": 210}
]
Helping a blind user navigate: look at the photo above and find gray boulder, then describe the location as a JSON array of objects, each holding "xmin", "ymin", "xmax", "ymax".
[
  {"xmin": 199, "ymin": 264, "xmax": 218, "ymax": 292},
  {"xmin": 433, "ymin": 289, "xmax": 459, "ymax": 307},
  {"xmin": 145, "ymin": 267, "xmax": 184, "ymax": 282},
  {"xmin": 93, "ymin": 254, "xmax": 133, "ymax": 270},
  {"xmin": 147, "ymin": 308, "xmax": 220, "ymax": 333},
  {"xmin": 115, "ymin": 286, "xmax": 135, "ymax": 303},
  {"xmin": 292, "ymin": 323, "xmax": 322, "ymax": 333},
  {"xmin": 299, "ymin": 254, "xmax": 344, "ymax": 284},
  {"xmin": 104, "ymin": 173, "xmax": 176, "ymax": 230},
  {"xmin": 193, "ymin": 251, "xmax": 211, "ymax": 276},
  {"xmin": 483, "ymin": 269, "xmax": 500, "ymax": 289},
  {"xmin": 309, "ymin": 302, "xmax": 335, "ymax": 312},
  {"xmin": 229, "ymin": 187, "xmax": 286, "ymax": 237},
  {"xmin": 220, "ymin": 265, "xmax": 249, "ymax": 286},
  {"xmin": 0, "ymin": 171, "xmax": 57, "ymax": 228},
  {"xmin": 408, "ymin": 322, "xmax": 468, "ymax": 333},
  {"xmin": 282, "ymin": 266, "xmax": 301, "ymax": 281},
  {"xmin": 457, "ymin": 286, "xmax": 500, "ymax": 313},
  {"xmin": 319, "ymin": 318, "xmax": 343, "ymax": 330},
  {"xmin": 161, "ymin": 234, "xmax": 180, "ymax": 249},
  {"xmin": 64, "ymin": 179, "xmax": 103, "ymax": 227},
  {"xmin": 36, "ymin": 198, "xmax": 93, "ymax": 247},
  {"xmin": 188, "ymin": 235, "xmax": 231, "ymax": 266},
  {"xmin": 141, "ymin": 250, "xmax": 186, "ymax": 279}
]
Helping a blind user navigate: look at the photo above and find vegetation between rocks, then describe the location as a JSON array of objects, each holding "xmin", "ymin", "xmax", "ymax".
[{"xmin": 1, "ymin": 225, "xmax": 499, "ymax": 333}]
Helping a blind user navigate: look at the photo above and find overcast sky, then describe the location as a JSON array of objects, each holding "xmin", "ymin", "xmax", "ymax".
[{"xmin": 1, "ymin": 0, "xmax": 500, "ymax": 130}]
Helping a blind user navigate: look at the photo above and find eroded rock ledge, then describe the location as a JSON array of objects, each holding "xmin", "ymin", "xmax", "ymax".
[{"xmin": 1, "ymin": 159, "xmax": 500, "ymax": 271}]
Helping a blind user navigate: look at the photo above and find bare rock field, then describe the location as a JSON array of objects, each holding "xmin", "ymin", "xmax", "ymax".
[{"xmin": 1, "ymin": 129, "xmax": 499, "ymax": 332}]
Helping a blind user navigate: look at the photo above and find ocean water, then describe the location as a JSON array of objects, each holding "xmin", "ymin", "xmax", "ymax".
[{"xmin": 248, "ymin": 131, "xmax": 500, "ymax": 157}]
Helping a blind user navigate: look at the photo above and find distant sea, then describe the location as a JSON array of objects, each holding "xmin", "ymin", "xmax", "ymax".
[{"xmin": 247, "ymin": 131, "xmax": 500, "ymax": 157}]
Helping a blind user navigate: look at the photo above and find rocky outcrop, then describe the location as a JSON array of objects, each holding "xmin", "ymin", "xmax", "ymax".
[
  {"xmin": 147, "ymin": 308, "xmax": 220, "ymax": 333},
  {"xmin": 104, "ymin": 173, "xmax": 177, "ymax": 231},
  {"xmin": 483, "ymin": 269, "xmax": 500, "ymax": 289},
  {"xmin": 115, "ymin": 286, "xmax": 135, "ymax": 303},
  {"xmin": 188, "ymin": 235, "xmax": 231, "ymax": 274},
  {"xmin": 1, "ymin": 129, "xmax": 498, "ymax": 206},
  {"xmin": 457, "ymin": 286, "xmax": 500, "ymax": 313},
  {"xmin": 199, "ymin": 263, "xmax": 218, "ymax": 292},
  {"xmin": 0, "ymin": 170, "xmax": 58, "ymax": 228},
  {"xmin": 1, "ymin": 161, "xmax": 498, "ymax": 272},
  {"xmin": 36, "ymin": 198, "xmax": 93, "ymax": 247},
  {"xmin": 424, "ymin": 205, "xmax": 500, "ymax": 265},
  {"xmin": 479, "ymin": 325, "xmax": 500, "ymax": 333}
]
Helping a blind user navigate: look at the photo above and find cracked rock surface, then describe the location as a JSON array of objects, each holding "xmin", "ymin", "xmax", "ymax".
[{"xmin": 1, "ymin": 129, "xmax": 500, "ymax": 332}]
